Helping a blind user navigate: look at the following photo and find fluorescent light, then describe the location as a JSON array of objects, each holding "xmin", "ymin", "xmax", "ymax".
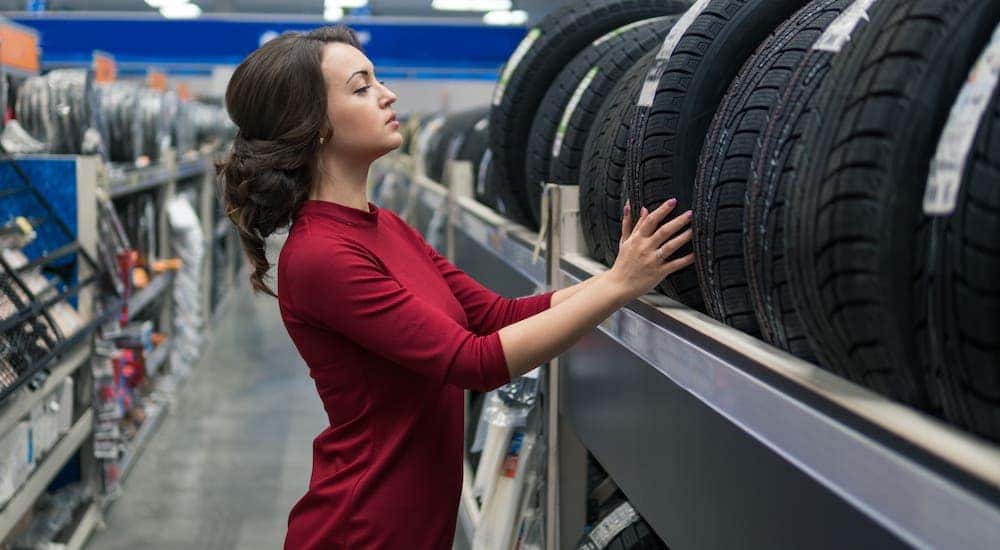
[
  {"xmin": 145, "ymin": 0, "xmax": 188, "ymax": 7},
  {"xmin": 160, "ymin": 2, "xmax": 201, "ymax": 18},
  {"xmin": 483, "ymin": 9, "xmax": 528, "ymax": 25},
  {"xmin": 324, "ymin": 7, "xmax": 345, "ymax": 21},
  {"xmin": 325, "ymin": 0, "xmax": 368, "ymax": 7},
  {"xmin": 432, "ymin": 0, "xmax": 512, "ymax": 12}
]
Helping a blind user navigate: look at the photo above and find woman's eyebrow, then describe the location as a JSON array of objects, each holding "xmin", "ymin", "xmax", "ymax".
[{"xmin": 346, "ymin": 69, "xmax": 373, "ymax": 86}]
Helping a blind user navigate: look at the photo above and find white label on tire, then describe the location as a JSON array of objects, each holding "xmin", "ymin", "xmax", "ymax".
[
  {"xmin": 812, "ymin": 0, "xmax": 879, "ymax": 53},
  {"xmin": 638, "ymin": 0, "xmax": 712, "ymax": 107},
  {"xmin": 592, "ymin": 16, "xmax": 674, "ymax": 48},
  {"xmin": 583, "ymin": 502, "xmax": 639, "ymax": 549},
  {"xmin": 493, "ymin": 28, "xmax": 542, "ymax": 107},
  {"xmin": 924, "ymin": 24, "xmax": 1000, "ymax": 215},
  {"xmin": 477, "ymin": 149, "xmax": 493, "ymax": 197},
  {"xmin": 474, "ymin": 117, "xmax": 489, "ymax": 133},
  {"xmin": 553, "ymin": 66, "xmax": 600, "ymax": 159}
]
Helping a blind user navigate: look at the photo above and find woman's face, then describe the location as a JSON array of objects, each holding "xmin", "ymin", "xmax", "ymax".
[{"xmin": 320, "ymin": 42, "xmax": 402, "ymax": 159}]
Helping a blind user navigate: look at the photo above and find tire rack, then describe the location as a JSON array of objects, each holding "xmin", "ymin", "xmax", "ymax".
[
  {"xmin": 373, "ymin": 153, "xmax": 1000, "ymax": 550},
  {"xmin": 0, "ymin": 150, "xmax": 242, "ymax": 547}
]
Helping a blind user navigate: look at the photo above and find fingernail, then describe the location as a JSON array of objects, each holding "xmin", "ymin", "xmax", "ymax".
[
  {"xmin": 686, "ymin": 210, "xmax": 694, "ymax": 219},
  {"xmin": 624, "ymin": 200, "xmax": 630, "ymax": 214},
  {"xmin": 641, "ymin": 207, "xmax": 649, "ymax": 216},
  {"xmin": 667, "ymin": 198, "xmax": 677, "ymax": 207}
]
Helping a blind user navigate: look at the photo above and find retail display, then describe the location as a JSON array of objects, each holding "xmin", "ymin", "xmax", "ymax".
[
  {"xmin": 166, "ymin": 195, "xmax": 204, "ymax": 375},
  {"xmin": 15, "ymin": 69, "xmax": 102, "ymax": 157},
  {"xmin": 487, "ymin": 0, "xmax": 691, "ymax": 228}
]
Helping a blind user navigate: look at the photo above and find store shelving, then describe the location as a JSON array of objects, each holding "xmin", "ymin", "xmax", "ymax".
[
  {"xmin": 113, "ymin": 401, "xmax": 167, "ymax": 489},
  {"xmin": 146, "ymin": 339, "xmax": 170, "ymax": 377},
  {"xmin": 125, "ymin": 271, "xmax": 175, "ymax": 323},
  {"xmin": 375, "ymin": 153, "xmax": 1000, "ymax": 550},
  {"xmin": 0, "ymin": 410, "xmax": 95, "ymax": 539}
]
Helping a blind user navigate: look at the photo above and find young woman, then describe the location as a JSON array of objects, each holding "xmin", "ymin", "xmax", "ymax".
[{"xmin": 217, "ymin": 26, "xmax": 693, "ymax": 550}]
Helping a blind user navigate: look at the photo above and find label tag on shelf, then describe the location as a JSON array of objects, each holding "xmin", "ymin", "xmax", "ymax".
[
  {"xmin": 93, "ymin": 51, "xmax": 117, "ymax": 83},
  {"xmin": 147, "ymin": 69, "xmax": 168, "ymax": 91},
  {"xmin": 0, "ymin": 20, "xmax": 40, "ymax": 75}
]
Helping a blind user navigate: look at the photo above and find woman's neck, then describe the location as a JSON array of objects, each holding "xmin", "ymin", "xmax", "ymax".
[{"xmin": 310, "ymin": 154, "xmax": 371, "ymax": 211}]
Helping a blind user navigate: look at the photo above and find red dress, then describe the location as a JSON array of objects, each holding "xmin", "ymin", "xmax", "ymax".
[{"xmin": 277, "ymin": 199, "xmax": 553, "ymax": 549}]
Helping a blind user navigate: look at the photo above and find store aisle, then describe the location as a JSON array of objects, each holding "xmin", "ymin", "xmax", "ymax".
[{"xmin": 87, "ymin": 270, "xmax": 327, "ymax": 549}]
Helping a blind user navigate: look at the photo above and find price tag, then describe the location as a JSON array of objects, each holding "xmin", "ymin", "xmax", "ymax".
[
  {"xmin": 93, "ymin": 51, "xmax": 117, "ymax": 83},
  {"xmin": 0, "ymin": 20, "xmax": 40, "ymax": 74},
  {"xmin": 147, "ymin": 69, "xmax": 168, "ymax": 91}
]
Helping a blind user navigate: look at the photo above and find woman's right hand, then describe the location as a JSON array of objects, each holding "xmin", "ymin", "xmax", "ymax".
[{"xmin": 608, "ymin": 198, "xmax": 695, "ymax": 300}]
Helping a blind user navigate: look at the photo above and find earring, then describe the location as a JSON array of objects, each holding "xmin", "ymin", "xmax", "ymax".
[{"xmin": 319, "ymin": 136, "xmax": 326, "ymax": 145}]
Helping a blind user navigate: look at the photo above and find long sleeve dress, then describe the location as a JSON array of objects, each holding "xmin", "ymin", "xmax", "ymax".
[{"xmin": 277, "ymin": 199, "xmax": 554, "ymax": 550}]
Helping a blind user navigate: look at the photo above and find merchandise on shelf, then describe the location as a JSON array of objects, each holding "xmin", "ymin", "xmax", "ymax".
[{"xmin": 166, "ymin": 195, "xmax": 204, "ymax": 375}]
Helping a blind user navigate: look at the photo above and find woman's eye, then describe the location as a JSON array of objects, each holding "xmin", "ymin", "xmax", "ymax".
[{"xmin": 355, "ymin": 86, "xmax": 371, "ymax": 95}]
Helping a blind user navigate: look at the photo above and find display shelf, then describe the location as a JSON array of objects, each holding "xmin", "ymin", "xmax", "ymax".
[
  {"xmin": 0, "ymin": 410, "xmax": 94, "ymax": 540},
  {"xmin": 544, "ymin": 171, "xmax": 1000, "ymax": 550},
  {"xmin": 114, "ymin": 401, "xmax": 166, "ymax": 489},
  {"xmin": 145, "ymin": 339, "xmax": 170, "ymax": 377},
  {"xmin": 0, "ymin": 339, "xmax": 90, "ymax": 441},
  {"xmin": 453, "ymin": 194, "xmax": 545, "ymax": 288},
  {"xmin": 125, "ymin": 271, "xmax": 174, "ymax": 323},
  {"xmin": 105, "ymin": 164, "xmax": 173, "ymax": 199},
  {"xmin": 105, "ymin": 155, "xmax": 210, "ymax": 199},
  {"xmin": 64, "ymin": 501, "xmax": 102, "ymax": 550}
]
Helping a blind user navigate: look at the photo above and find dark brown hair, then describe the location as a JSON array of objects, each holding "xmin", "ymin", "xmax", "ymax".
[{"xmin": 216, "ymin": 26, "xmax": 362, "ymax": 297}]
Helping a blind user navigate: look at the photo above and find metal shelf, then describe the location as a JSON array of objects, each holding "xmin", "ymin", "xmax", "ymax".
[
  {"xmin": 114, "ymin": 401, "xmax": 167, "ymax": 489},
  {"xmin": 453, "ymin": 194, "xmax": 545, "ymax": 289},
  {"xmin": 126, "ymin": 271, "xmax": 174, "ymax": 323},
  {"xmin": 0, "ymin": 339, "xmax": 90, "ymax": 441},
  {"xmin": 0, "ymin": 409, "xmax": 95, "ymax": 539},
  {"xmin": 146, "ymin": 339, "xmax": 170, "ymax": 377},
  {"xmin": 65, "ymin": 501, "xmax": 102, "ymax": 550},
  {"xmin": 557, "ymin": 252, "xmax": 1000, "ymax": 549},
  {"xmin": 105, "ymin": 156, "xmax": 210, "ymax": 199}
]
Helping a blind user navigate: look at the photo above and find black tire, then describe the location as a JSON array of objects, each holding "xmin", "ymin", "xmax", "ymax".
[
  {"xmin": 455, "ymin": 115, "xmax": 491, "ymax": 186},
  {"xmin": 696, "ymin": 0, "xmax": 854, "ymax": 350},
  {"xmin": 525, "ymin": 17, "xmax": 679, "ymax": 223},
  {"xmin": 786, "ymin": 0, "xmax": 1000, "ymax": 408},
  {"xmin": 426, "ymin": 108, "xmax": 489, "ymax": 184},
  {"xmin": 740, "ymin": 0, "xmax": 871, "ymax": 363},
  {"xmin": 576, "ymin": 493, "xmax": 668, "ymax": 550},
  {"xmin": 922, "ymin": 50, "xmax": 1000, "ymax": 441},
  {"xmin": 627, "ymin": 0, "xmax": 810, "ymax": 309},
  {"xmin": 580, "ymin": 50, "xmax": 659, "ymax": 267},
  {"xmin": 489, "ymin": 0, "xmax": 692, "ymax": 229}
]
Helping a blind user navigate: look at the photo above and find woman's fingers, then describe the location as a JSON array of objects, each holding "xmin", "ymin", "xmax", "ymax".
[
  {"xmin": 621, "ymin": 200, "xmax": 634, "ymax": 242},
  {"xmin": 656, "ymin": 228, "xmax": 692, "ymax": 259},
  {"xmin": 661, "ymin": 253, "xmax": 695, "ymax": 275},
  {"xmin": 637, "ymin": 198, "xmax": 677, "ymax": 237},
  {"xmin": 652, "ymin": 210, "xmax": 693, "ymax": 246}
]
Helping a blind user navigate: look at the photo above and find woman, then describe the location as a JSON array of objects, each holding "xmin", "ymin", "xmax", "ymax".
[{"xmin": 217, "ymin": 26, "xmax": 693, "ymax": 550}]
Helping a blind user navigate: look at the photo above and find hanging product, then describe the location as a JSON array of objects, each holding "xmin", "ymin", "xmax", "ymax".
[
  {"xmin": 166, "ymin": 195, "xmax": 204, "ymax": 375},
  {"xmin": 0, "ymin": 120, "xmax": 47, "ymax": 154},
  {"xmin": 15, "ymin": 68, "xmax": 103, "ymax": 156},
  {"xmin": 96, "ymin": 81, "xmax": 144, "ymax": 165},
  {"xmin": 137, "ymin": 88, "xmax": 169, "ymax": 163}
]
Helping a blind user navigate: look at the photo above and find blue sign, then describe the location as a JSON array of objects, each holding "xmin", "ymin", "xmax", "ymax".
[{"xmin": 9, "ymin": 15, "xmax": 526, "ymax": 79}]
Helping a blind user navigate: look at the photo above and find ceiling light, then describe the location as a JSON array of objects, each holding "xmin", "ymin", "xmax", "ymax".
[
  {"xmin": 160, "ymin": 2, "xmax": 201, "ymax": 19},
  {"xmin": 432, "ymin": 0, "xmax": 512, "ymax": 12},
  {"xmin": 483, "ymin": 9, "xmax": 528, "ymax": 25},
  {"xmin": 325, "ymin": 0, "xmax": 368, "ymax": 7},
  {"xmin": 324, "ymin": 7, "xmax": 345, "ymax": 21},
  {"xmin": 145, "ymin": 0, "xmax": 188, "ymax": 8}
]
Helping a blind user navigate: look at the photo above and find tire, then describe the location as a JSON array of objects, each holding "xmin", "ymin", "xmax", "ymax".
[
  {"xmin": 922, "ymin": 37, "xmax": 1000, "ymax": 441},
  {"xmin": 580, "ymin": 50, "xmax": 659, "ymax": 267},
  {"xmin": 786, "ymin": 0, "xmax": 1000, "ymax": 408},
  {"xmin": 488, "ymin": 0, "xmax": 692, "ymax": 229},
  {"xmin": 696, "ymin": 0, "xmax": 855, "ymax": 351},
  {"xmin": 576, "ymin": 492, "xmax": 668, "ymax": 550},
  {"xmin": 525, "ymin": 16, "xmax": 679, "ymax": 222},
  {"xmin": 740, "ymin": 0, "xmax": 875, "ymax": 363},
  {"xmin": 426, "ymin": 107, "xmax": 489, "ymax": 184},
  {"xmin": 455, "ymin": 115, "xmax": 491, "ymax": 186},
  {"xmin": 627, "ymin": 0, "xmax": 812, "ymax": 309}
]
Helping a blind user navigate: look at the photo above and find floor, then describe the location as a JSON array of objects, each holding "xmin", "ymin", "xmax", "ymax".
[
  {"xmin": 86, "ymin": 238, "xmax": 468, "ymax": 550},
  {"xmin": 86, "ymin": 253, "xmax": 326, "ymax": 549}
]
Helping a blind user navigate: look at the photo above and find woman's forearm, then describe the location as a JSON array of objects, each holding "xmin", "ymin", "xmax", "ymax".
[
  {"xmin": 549, "ymin": 271, "xmax": 606, "ymax": 308},
  {"xmin": 499, "ymin": 274, "xmax": 631, "ymax": 378}
]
